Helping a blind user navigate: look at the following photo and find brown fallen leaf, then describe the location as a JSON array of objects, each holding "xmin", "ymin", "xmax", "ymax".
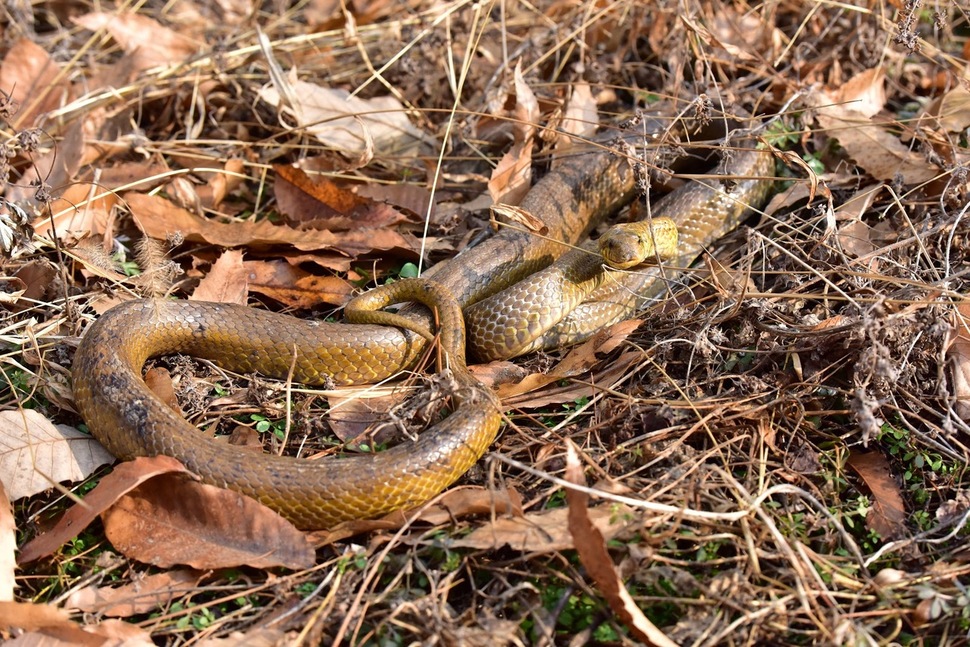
[
  {"xmin": 0, "ymin": 482, "xmax": 13, "ymax": 602},
  {"xmin": 274, "ymin": 165, "xmax": 408, "ymax": 229},
  {"xmin": 41, "ymin": 182, "xmax": 120, "ymax": 240},
  {"xmin": 811, "ymin": 68, "xmax": 939, "ymax": 185},
  {"xmin": 143, "ymin": 367, "xmax": 180, "ymax": 413},
  {"xmin": 327, "ymin": 389, "xmax": 409, "ymax": 444},
  {"xmin": 17, "ymin": 456, "xmax": 187, "ymax": 564},
  {"xmin": 560, "ymin": 82, "xmax": 598, "ymax": 138},
  {"xmin": 206, "ymin": 158, "xmax": 246, "ymax": 208},
  {"xmin": 564, "ymin": 442, "xmax": 677, "ymax": 647},
  {"xmin": 65, "ymin": 569, "xmax": 203, "ymax": 618},
  {"xmin": 0, "ymin": 600, "xmax": 73, "ymax": 631},
  {"xmin": 451, "ymin": 501, "xmax": 635, "ymax": 553},
  {"xmin": 846, "ymin": 450, "xmax": 907, "ymax": 540},
  {"xmin": 355, "ymin": 183, "xmax": 434, "ymax": 220},
  {"xmin": 73, "ymin": 12, "xmax": 200, "ymax": 76},
  {"xmin": 190, "ymin": 249, "xmax": 248, "ymax": 304},
  {"xmin": 487, "ymin": 62, "xmax": 538, "ymax": 207},
  {"xmin": 102, "ymin": 472, "xmax": 314, "ymax": 570},
  {"xmin": 0, "ymin": 409, "xmax": 114, "ymax": 501},
  {"xmin": 244, "ymin": 259, "xmax": 353, "ymax": 308},
  {"xmin": 0, "ymin": 38, "xmax": 71, "ymax": 130},
  {"xmin": 948, "ymin": 302, "xmax": 970, "ymax": 422},
  {"xmin": 313, "ymin": 487, "xmax": 523, "ymax": 546},
  {"xmin": 497, "ymin": 319, "xmax": 643, "ymax": 403},
  {"xmin": 7, "ymin": 261, "xmax": 57, "ymax": 313},
  {"xmin": 126, "ymin": 192, "xmax": 420, "ymax": 257}
]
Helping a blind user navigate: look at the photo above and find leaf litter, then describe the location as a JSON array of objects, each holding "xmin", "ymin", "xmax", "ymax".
[{"xmin": 3, "ymin": 0, "xmax": 970, "ymax": 644}]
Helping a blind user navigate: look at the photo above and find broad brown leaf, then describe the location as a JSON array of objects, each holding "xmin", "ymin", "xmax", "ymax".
[
  {"xmin": 244, "ymin": 259, "xmax": 353, "ymax": 308},
  {"xmin": 102, "ymin": 472, "xmax": 314, "ymax": 570},
  {"xmin": 847, "ymin": 450, "xmax": 906, "ymax": 540},
  {"xmin": 190, "ymin": 249, "xmax": 248, "ymax": 304},
  {"xmin": 17, "ymin": 456, "xmax": 186, "ymax": 564},
  {"xmin": 274, "ymin": 165, "xmax": 408, "ymax": 228}
]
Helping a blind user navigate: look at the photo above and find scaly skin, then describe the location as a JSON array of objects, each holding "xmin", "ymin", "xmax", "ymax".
[{"xmin": 72, "ymin": 127, "xmax": 773, "ymax": 529}]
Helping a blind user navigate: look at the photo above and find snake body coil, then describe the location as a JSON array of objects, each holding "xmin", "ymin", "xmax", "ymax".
[{"xmin": 72, "ymin": 124, "xmax": 773, "ymax": 529}]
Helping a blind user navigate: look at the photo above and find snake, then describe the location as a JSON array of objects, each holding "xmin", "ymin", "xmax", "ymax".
[{"xmin": 72, "ymin": 121, "xmax": 774, "ymax": 529}]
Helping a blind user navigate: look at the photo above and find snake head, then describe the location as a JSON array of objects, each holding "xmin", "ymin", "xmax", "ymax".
[{"xmin": 598, "ymin": 217, "xmax": 678, "ymax": 270}]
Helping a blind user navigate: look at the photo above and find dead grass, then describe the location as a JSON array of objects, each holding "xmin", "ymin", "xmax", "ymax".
[{"xmin": 4, "ymin": 0, "xmax": 970, "ymax": 644}]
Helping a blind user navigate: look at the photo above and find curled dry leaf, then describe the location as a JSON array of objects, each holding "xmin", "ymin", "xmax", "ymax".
[
  {"xmin": 41, "ymin": 182, "xmax": 120, "ymax": 241},
  {"xmin": 948, "ymin": 302, "xmax": 970, "ymax": 422},
  {"xmin": 497, "ymin": 320, "xmax": 643, "ymax": 405},
  {"xmin": 0, "ymin": 409, "xmax": 114, "ymax": 501},
  {"xmin": 0, "ymin": 600, "xmax": 73, "ymax": 632},
  {"xmin": 314, "ymin": 486, "xmax": 523, "ymax": 546},
  {"xmin": 560, "ymin": 82, "xmax": 598, "ymax": 138},
  {"xmin": 451, "ymin": 502, "xmax": 635, "ymax": 553},
  {"xmin": 487, "ymin": 62, "xmax": 538, "ymax": 207},
  {"xmin": 564, "ymin": 442, "xmax": 677, "ymax": 647}
]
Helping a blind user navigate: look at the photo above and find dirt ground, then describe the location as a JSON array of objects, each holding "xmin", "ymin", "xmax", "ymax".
[{"xmin": 3, "ymin": 1, "xmax": 970, "ymax": 645}]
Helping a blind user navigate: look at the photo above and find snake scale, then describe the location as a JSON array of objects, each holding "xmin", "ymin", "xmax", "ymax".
[{"xmin": 72, "ymin": 121, "xmax": 773, "ymax": 529}]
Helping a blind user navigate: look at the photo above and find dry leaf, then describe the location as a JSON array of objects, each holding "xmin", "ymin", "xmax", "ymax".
[
  {"xmin": 74, "ymin": 12, "xmax": 200, "ymax": 74},
  {"xmin": 102, "ymin": 472, "xmax": 314, "ymax": 570},
  {"xmin": 192, "ymin": 627, "xmax": 287, "ymax": 647},
  {"xmin": 0, "ymin": 38, "xmax": 70, "ymax": 129},
  {"xmin": 208, "ymin": 158, "xmax": 246, "ymax": 207},
  {"xmin": 190, "ymin": 249, "xmax": 248, "ymax": 304},
  {"xmin": 497, "ymin": 322, "xmax": 643, "ymax": 403},
  {"xmin": 561, "ymin": 82, "xmax": 598, "ymax": 137},
  {"xmin": 355, "ymin": 183, "xmax": 433, "ymax": 219},
  {"xmin": 0, "ymin": 600, "xmax": 73, "ymax": 631},
  {"xmin": 489, "ymin": 203, "xmax": 547, "ymax": 235},
  {"xmin": 274, "ymin": 165, "xmax": 408, "ymax": 228},
  {"xmin": 451, "ymin": 503, "xmax": 635, "ymax": 552},
  {"xmin": 17, "ymin": 456, "xmax": 187, "ymax": 564},
  {"xmin": 66, "ymin": 569, "xmax": 203, "ymax": 617},
  {"xmin": 258, "ymin": 76, "xmax": 430, "ymax": 156},
  {"xmin": 847, "ymin": 451, "xmax": 907, "ymax": 540},
  {"xmin": 126, "ymin": 192, "xmax": 419, "ymax": 257},
  {"xmin": 0, "ymin": 482, "xmax": 13, "ymax": 603},
  {"xmin": 811, "ymin": 68, "xmax": 939, "ymax": 185},
  {"xmin": 564, "ymin": 442, "xmax": 677, "ymax": 647},
  {"xmin": 0, "ymin": 409, "xmax": 114, "ymax": 501},
  {"xmin": 327, "ymin": 390, "xmax": 409, "ymax": 444},
  {"xmin": 42, "ymin": 182, "xmax": 120, "ymax": 240},
  {"xmin": 143, "ymin": 367, "xmax": 180, "ymax": 413},
  {"xmin": 244, "ymin": 259, "xmax": 353, "ymax": 308},
  {"xmin": 487, "ymin": 62, "xmax": 538, "ymax": 206},
  {"xmin": 948, "ymin": 302, "xmax": 970, "ymax": 422},
  {"xmin": 313, "ymin": 486, "xmax": 524, "ymax": 545}
]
